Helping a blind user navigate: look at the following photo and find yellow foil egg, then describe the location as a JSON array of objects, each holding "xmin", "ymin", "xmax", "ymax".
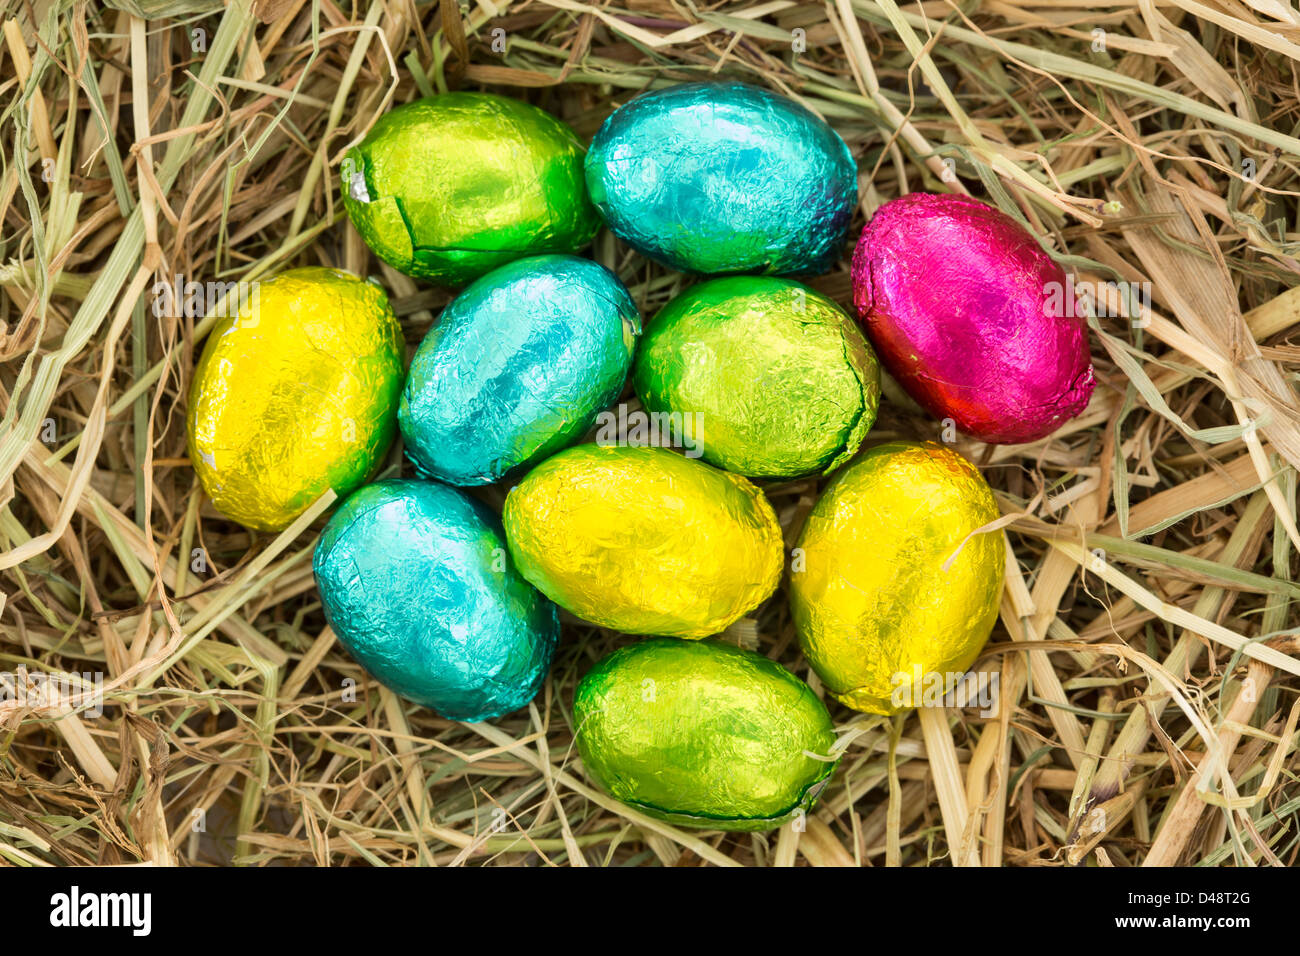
[
  {"xmin": 187, "ymin": 267, "xmax": 405, "ymax": 532},
  {"xmin": 790, "ymin": 441, "xmax": 1005, "ymax": 714},
  {"xmin": 503, "ymin": 444, "xmax": 783, "ymax": 638}
]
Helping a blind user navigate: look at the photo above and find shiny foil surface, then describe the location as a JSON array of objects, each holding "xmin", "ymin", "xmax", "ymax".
[
  {"xmin": 633, "ymin": 276, "xmax": 880, "ymax": 478},
  {"xmin": 851, "ymin": 193, "xmax": 1094, "ymax": 444},
  {"xmin": 399, "ymin": 255, "xmax": 640, "ymax": 485},
  {"xmin": 313, "ymin": 479, "xmax": 559, "ymax": 722},
  {"xmin": 502, "ymin": 444, "xmax": 783, "ymax": 638},
  {"xmin": 789, "ymin": 441, "xmax": 1005, "ymax": 715},
  {"xmin": 573, "ymin": 638, "xmax": 837, "ymax": 830},
  {"xmin": 585, "ymin": 82, "xmax": 858, "ymax": 275},
  {"xmin": 187, "ymin": 267, "xmax": 404, "ymax": 532},
  {"xmin": 343, "ymin": 93, "xmax": 599, "ymax": 286}
]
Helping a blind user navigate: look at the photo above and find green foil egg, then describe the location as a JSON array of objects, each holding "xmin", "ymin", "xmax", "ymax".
[
  {"xmin": 633, "ymin": 277, "xmax": 880, "ymax": 479},
  {"xmin": 573, "ymin": 638, "xmax": 837, "ymax": 831},
  {"xmin": 342, "ymin": 93, "xmax": 600, "ymax": 286}
]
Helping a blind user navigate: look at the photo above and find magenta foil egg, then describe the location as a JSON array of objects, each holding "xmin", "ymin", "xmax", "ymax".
[{"xmin": 851, "ymin": 193, "xmax": 1094, "ymax": 444}]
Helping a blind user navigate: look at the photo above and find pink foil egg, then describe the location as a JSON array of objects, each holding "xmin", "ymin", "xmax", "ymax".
[{"xmin": 851, "ymin": 193, "xmax": 1094, "ymax": 444}]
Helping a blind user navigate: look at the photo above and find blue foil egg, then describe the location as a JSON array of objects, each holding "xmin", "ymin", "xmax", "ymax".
[
  {"xmin": 585, "ymin": 82, "xmax": 858, "ymax": 275},
  {"xmin": 313, "ymin": 479, "xmax": 559, "ymax": 722},
  {"xmin": 399, "ymin": 254, "xmax": 640, "ymax": 485}
]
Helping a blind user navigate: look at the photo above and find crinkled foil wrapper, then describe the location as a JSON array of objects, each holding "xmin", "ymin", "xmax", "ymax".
[
  {"xmin": 852, "ymin": 193, "xmax": 1095, "ymax": 444},
  {"xmin": 399, "ymin": 255, "xmax": 640, "ymax": 486},
  {"xmin": 790, "ymin": 441, "xmax": 1006, "ymax": 715},
  {"xmin": 187, "ymin": 267, "xmax": 404, "ymax": 532},
  {"xmin": 313, "ymin": 479, "xmax": 559, "ymax": 722},
  {"xmin": 585, "ymin": 82, "xmax": 858, "ymax": 276},
  {"xmin": 573, "ymin": 638, "xmax": 837, "ymax": 831},
  {"xmin": 343, "ymin": 93, "xmax": 600, "ymax": 287},
  {"xmin": 633, "ymin": 276, "xmax": 880, "ymax": 479},
  {"xmin": 503, "ymin": 444, "xmax": 783, "ymax": 638}
]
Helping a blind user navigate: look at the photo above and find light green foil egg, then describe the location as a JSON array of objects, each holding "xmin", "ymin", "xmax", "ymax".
[
  {"xmin": 574, "ymin": 638, "xmax": 837, "ymax": 831},
  {"xmin": 633, "ymin": 277, "xmax": 880, "ymax": 479},
  {"xmin": 342, "ymin": 93, "xmax": 600, "ymax": 286}
]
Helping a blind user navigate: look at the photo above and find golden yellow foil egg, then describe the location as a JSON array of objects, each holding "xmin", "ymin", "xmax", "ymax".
[
  {"xmin": 187, "ymin": 267, "xmax": 405, "ymax": 532},
  {"xmin": 789, "ymin": 441, "xmax": 1005, "ymax": 714},
  {"xmin": 503, "ymin": 444, "xmax": 784, "ymax": 638}
]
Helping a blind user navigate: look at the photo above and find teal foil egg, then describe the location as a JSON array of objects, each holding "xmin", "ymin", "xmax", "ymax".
[
  {"xmin": 399, "ymin": 255, "xmax": 640, "ymax": 486},
  {"xmin": 585, "ymin": 82, "xmax": 858, "ymax": 275},
  {"xmin": 313, "ymin": 479, "xmax": 559, "ymax": 722}
]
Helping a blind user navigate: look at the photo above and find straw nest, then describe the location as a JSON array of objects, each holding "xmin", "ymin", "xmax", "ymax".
[{"xmin": 2, "ymin": 0, "xmax": 1299, "ymax": 867}]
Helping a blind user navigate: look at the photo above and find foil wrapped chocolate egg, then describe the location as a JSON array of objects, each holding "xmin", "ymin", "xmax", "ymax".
[
  {"xmin": 399, "ymin": 255, "xmax": 640, "ymax": 485},
  {"xmin": 633, "ymin": 276, "xmax": 880, "ymax": 479},
  {"xmin": 503, "ymin": 444, "xmax": 783, "ymax": 638},
  {"xmin": 851, "ymin": 192, "xmax": 1094, "ymax": 444},
  {"xmin": 790, "ymin": 441, "xmax": 1005, "ymax": 715},
  {"xmin": 342, "ymin": 93, "xmax": 599, "ymax": 286},
  {"xmin": 313, "ymin": 479, "xmax": 559, "ymax": 722},
  {"xmin": 187, "ymin": 267, "xmax": 404, "ymax": 532},
  {"xmin": 585, "ymin": 82, "xmax": 858, "ymax": 275},
  {"xmin": 574, "ymin": 638, "xmax": 837, "ymax": 831}
]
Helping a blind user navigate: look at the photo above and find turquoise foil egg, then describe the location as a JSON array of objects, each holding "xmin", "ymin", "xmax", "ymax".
[
  {"xmin": 399, "ymin": 255, "xmax": 641, "ymax": 485},
  {"xmin": 313, "ymin": 479, "xmax": 559, "ymax": 722},
  {"xmin": 585, "ymin": 82, "xmax": 858, "ymax": 275}
]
